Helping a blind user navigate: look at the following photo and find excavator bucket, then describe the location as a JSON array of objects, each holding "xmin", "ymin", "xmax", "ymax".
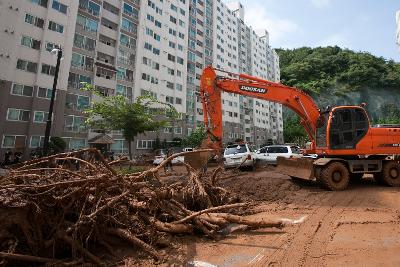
[
  {"xmin": 185, "ymin": 151, "xmax": 213, "ymax": 170},
  {"xmin": 276, "ymin": 157, "xmax": 315, "ymax": 180}
]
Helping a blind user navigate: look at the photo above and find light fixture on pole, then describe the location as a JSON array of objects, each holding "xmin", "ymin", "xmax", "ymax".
[{"xmin": 42, "ymin": 48, "xmax": 63, "ymax": 155}]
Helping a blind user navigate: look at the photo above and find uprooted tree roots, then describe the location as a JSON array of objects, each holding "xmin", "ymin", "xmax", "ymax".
[{"xmin": 0, "ymin": 148, "xmax": 298, "ymax": 266}]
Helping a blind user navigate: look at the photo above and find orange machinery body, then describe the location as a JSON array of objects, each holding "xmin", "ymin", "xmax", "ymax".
[{"xmin": 200, "ymin": 66, "xmax": 400, "ymax": 157}]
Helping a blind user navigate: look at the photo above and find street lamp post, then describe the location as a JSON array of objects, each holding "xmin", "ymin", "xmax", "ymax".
[{"xmin": 42, "ymin": 48, "xmax": 62, "ymax": 155}]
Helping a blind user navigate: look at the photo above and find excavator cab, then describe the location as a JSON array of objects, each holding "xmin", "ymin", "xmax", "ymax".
[{"xmin": 327, "ymin": 107, "xmax": 369, "ymax": 150}]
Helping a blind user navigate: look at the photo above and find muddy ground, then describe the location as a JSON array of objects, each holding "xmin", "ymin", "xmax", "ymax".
[{"xmin": 122, "ymin": 166, "xmax": 400, "ymax": 267}]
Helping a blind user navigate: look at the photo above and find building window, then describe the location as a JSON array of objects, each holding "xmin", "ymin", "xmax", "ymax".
[
  {"xmin": 79, "ymin": 0, "xmax": 101, "ymax": 16},
  {"xmin": 11, "ymin": 84, "xmax": 33, "ymax": 97},
  {"xmin": 121, "ymin": 18, "xmax": 136, "ymax": 34},
  {"xmin": 170, "ymin": 16, "xmax": 177, "ymax": 24},
  {"xmin": 175, "ymin": 97, "xmax": 182, "ymax": 105},
  {"xmin": 21, "ymin": 36, "xmax": 41, "ymax": 50},
  {"xmin": 41, "ymin": 64, "xmax": 56, "ymax": 76},
  {"xmin": 116, "ymin": 84, "xmax": 132, "ymax": 98},
  {"xmin": 29, "ymin": 0, "xmax": 48, "ymax": 8},
  {"xmin": 45, "ymin": 42, "xmax": 61, "ymax": 52},
  {"xmin": 16, "ymin": 59, "xmax": 38, "ymax": 73},
  {"xmin": 166, "ymin": 82, "xmax": 174, "ymax": 89},
  {"xmin": 63, "ymin": 138, "xmax": 86, "ymax": 150},
  {"xmin": 48, "ymin": 21, "xmax": 64, "ymax": 33},
  {"xmin": 30, "ymin": 136, "xmax": 45, "ymax": 148},
  {"xmin": 73, "ymin": 34, "xmax": 96, "ymax": 51},
  {"xmin": 168, "ymin": 54, "xmax": 175, "ymax": 62},
  {"xmin": 166, "ymin": 96, "xmax": 174, "ymax": 104},
  {"xmin": 136, "ymin": 140, "xmax": 156, "ymax": 150},
  {"xmin": 6, "ymin": 108, "xmax": 30, "ymax": 121},
  {"xmin": 76, "ymin": 14, "xmax": 97, "ymax": 32},
  {"xmin": 25, "ymin": 13, "xmax": 45, "ymax": 28},
  {"xmin": 33, "ymin": 111, "xmax": 49, "ymax": 123},
  {"xmin": 120, "ymin": 34, "xmax": 136, "ymax": 49},
  {"xmin": 111, "ymin": 139, "xmax": 128, "ymax": 154},
  {"xmin": 68, "ymin": 72, "xmax": 92, "ymax": 89},
  {"xmin": 66, "ymin": 94, "xmax": 90, "ymax": 111},
  {"xmin": 64, "ymin": 115, "xmax": 87, "ymax": 132},
  {"xmin": 38, "ymin": 87, "xmax": 53, "ymax": 99},
  {"xmin": 123, "ymin": 2, "xmax": 138, "ymax": 18},
  {"xmin": 174, "ymin": 127, "xmax": 182, "ymax": 134},
  {"xmin": 52, "ymin": 0, "xmax": 68, "ymax": 14},
  {"xmin": 2, "ymin": 135, "xmax": 26, "ymax": 148}
]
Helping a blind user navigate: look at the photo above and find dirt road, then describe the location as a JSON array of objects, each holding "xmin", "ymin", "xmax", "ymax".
[{"xmin": 182, "ymin": 168, "xmax": 400, "ymax": 267}]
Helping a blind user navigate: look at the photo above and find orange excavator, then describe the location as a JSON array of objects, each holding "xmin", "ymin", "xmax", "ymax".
[{"xmin": 200, "ymin": 66, "xmax": 400, "ymax": 190}]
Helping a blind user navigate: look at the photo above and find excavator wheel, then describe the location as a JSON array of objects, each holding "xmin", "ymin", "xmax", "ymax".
[
  {"xmin": 320, "ymin": 162, "xmax": 350, "ymax": 191},
  {"xmin": 314, "ymin": 166, "xmax": 325, "ymax": 187},
  {"xmin": 381, "ymin": 161, "xmax": 400, "ymax": 187}
]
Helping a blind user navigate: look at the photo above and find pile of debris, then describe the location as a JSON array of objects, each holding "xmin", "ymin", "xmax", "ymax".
[{"xmin": 0, "ymin": 148, "xmax": 291, "ymax": 266}]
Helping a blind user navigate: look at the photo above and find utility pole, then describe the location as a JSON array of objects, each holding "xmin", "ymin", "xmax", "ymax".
[{"xmin": 43, "ymin": 48, "xmax": 62, "ymax": 155}]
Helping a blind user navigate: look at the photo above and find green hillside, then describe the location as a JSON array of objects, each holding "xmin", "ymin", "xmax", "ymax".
[{"xmin": 275, "ymin": 46, "xmax": 400, "ymax": 143}]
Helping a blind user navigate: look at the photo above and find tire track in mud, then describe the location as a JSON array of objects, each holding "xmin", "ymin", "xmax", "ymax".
[{"xmin": 255, "ymin": 190, "xmax": 357, "ymax": 267}]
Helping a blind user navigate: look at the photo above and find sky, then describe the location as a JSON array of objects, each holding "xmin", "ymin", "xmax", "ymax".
[{"xmin": 227, "ymin": 0, "xmax": 400, "ymax": 61}]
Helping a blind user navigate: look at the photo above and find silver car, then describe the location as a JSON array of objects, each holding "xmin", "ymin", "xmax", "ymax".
[{"xmin": 223, "ymin": 143, "xmax": 255, "ymax": 170}]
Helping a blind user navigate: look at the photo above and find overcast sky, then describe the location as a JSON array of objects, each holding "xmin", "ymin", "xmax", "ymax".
[{"xmin": 227, "ymin": 0, "xmax": 400, "ymax": 61}]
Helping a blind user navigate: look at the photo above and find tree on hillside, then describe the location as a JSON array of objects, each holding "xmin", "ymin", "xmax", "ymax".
[
  {"xmin": 276, "ymin": 46, "xmax": 400, "ymax": 94},
  {"xmin": 83, "ymin": 87, "xmax": 177, "ymax": 159}
]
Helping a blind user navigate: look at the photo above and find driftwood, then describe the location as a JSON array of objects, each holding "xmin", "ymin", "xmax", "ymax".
[{"xmin": 0, "ymin": 148, "xmax": 303, "ymax": 265}]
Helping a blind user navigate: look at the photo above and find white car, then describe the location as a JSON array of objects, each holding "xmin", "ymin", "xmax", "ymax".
[
  {"xmin": 152, "ymin": 148, "xmax": 189, "ymax": 165},
  {"xmin": 223, "ymin": 143, "xmax": 255, "ymax": 170},
  {"xmin": 255, "ymin": 145, "xmax": 301, "ymax": 165}
]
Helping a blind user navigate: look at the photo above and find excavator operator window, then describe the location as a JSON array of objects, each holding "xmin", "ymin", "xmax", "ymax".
[{"xmin": 329, "ymin": 108, "xmax": 369, "ymax": 150}]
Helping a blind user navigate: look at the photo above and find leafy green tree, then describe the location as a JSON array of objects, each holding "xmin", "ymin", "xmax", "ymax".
[
  {"xmin": 183, "ymin": 126, "xmax": 207, "ymax": 148},
  {"xmin": 283, "ymin": 115, "xmax": 308, "ymax": 146},
  {"xmin": 84, "ymin": 88, "xmax": 177, "ymax": 160}
]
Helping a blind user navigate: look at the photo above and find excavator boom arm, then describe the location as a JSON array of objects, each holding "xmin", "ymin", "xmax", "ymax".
[{"xmin": 200, "ymin": 66, "xmax": 321, "ymax": 150}]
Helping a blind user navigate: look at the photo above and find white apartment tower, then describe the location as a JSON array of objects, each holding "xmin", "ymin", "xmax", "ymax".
[
  {"xmin": 212, "ymin": 0, "xmax": 283, "ymax": 146},
  {"xmin": 132, "ymin": 0, "xmax": 189, "ymax": 153}
]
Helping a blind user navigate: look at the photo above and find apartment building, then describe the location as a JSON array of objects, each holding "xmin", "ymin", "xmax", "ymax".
[
  {"xmin": 0, "ymin": 0, "xmax": 79, "ymax": 160},
  {"xmin": 131, "ymin": 0, "xmax": 189, "ymax": 154},
  {"xmin": 212, "ymin": 0, "xmax": 283, "ymax": 147},
  {"xmin": 70, "ymin": 0, "xmax": 140, "ymax": 155},
  {"xmin": 0, "ymin": 0, "xmax": 282, "ymax": 160}
]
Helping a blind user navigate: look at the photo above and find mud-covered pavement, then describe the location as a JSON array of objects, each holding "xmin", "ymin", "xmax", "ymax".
[{"xmin": 175, "ymin": 167, "xmax": 400, "ymax": 267}]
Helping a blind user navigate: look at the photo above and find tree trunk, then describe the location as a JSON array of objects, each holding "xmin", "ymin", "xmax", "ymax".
[{"xmin": 128, "ymin": 140, "xmax": 133, "ymax": 161}]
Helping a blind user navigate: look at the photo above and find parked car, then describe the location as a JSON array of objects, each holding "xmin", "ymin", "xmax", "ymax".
[
  {"xmin": 255, "ymin": 145, "xmax": 301, "ymax": 165},
  {"xmin": 223, "ymin": 143, "xmax": 255, "ymax": 170},
  {"xmin": 152, "ymin": 148, "xmax": 191, "ymax": 165}
]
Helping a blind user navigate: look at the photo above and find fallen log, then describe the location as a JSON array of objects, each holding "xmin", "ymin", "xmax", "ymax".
[
  {"xmin": 173, "ymin": 202, "xmax": 250, "ymax": 224},
  {"xmin": 105, "ymin": 228, "xmax": 162, "ymax": 261},
  {"xmin": 0, "ymin": 252, "xmax": 55, "ymax": 263}
]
